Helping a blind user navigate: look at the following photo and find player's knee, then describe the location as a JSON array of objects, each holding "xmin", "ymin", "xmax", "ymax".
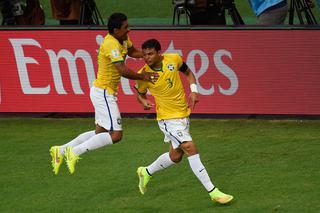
[
  {"xmin": 169, "ymin": 152, "xmax": 183, "ymax": 163},
  {"xmin": 170, "ymin": 155, "xmax": 183, "ymax": 163},
  {"xmin": 110, "ymin": 131, "xmax": 122, "ymax": 143},
  {"xmin": 181, "ymin": 141, "xmax": 198, "ymax": 156}
]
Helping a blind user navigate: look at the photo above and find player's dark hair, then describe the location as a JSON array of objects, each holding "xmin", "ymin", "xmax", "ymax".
[
  {"xmin": 141, "ymin": 39, "xmax": 161, "ymax": 52},
  {"xmin": 108, "ymin": 13, "xmax": 127, "ymax": 34}
]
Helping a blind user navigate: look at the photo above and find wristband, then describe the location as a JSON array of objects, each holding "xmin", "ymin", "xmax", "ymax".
[{"xmin": 190, "ymin": 83, "xmax": 198, "ymax": 93}]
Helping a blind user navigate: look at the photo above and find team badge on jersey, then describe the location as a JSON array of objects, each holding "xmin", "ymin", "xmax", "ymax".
[
  {"xmin": 167, "ymin": 64, "xmax": 175, "ymax": 71},
  {"xmin": 111, "ymin": 49, "xmax": 120, "ymax": 58}
]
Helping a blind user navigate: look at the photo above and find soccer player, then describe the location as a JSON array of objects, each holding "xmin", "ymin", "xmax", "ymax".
[
  {"xmin": 134, "ymin": 39, "xmax": 233, "ymax": 204},
  {"xmin": 49, "ymin": 13, "xmax": 158, "ymax": 175}
]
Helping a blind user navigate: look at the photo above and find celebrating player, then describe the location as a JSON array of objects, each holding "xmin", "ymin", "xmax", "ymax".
[
  {"xmin": 49, "ymin": 13, "xmax": 158, "ymax": 175},
  {"xmin": 135, "ymin": 39, "xmax": 233, "ymax": 204}
]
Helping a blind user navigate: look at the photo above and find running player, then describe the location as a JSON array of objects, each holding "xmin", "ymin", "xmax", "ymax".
[{"xmin": 135, "ymin": 38, "xmax": 233, "ymax": 204}]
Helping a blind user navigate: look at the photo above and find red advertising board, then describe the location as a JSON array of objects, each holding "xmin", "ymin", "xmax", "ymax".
[{"xmin": 0, "ymin": 29, "xmax": 320, "ymax": 114}]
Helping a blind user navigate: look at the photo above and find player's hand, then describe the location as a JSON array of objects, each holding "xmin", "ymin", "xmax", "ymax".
[
  {"xmin": 141, "ymin": 69, "xmax": 159, "ymax": 83},
  {"xmin": 188, "ymin": 92, "xmax": 199, "ymax": 111},
  {"xmin": 143, "ymin": 100, "xmax": 154, "ymax": 110}
]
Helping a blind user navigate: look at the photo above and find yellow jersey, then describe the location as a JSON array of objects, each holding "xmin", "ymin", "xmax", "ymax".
[
  {"xmin": 93, "ymin": 34, "xmax": 133, "ymax": 94},
  {"xmin": 135, "ymin": 53, "xmax": 190, "ymax": 120}
]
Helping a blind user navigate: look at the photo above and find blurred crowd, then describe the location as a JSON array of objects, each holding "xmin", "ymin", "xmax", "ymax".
[
  {"xmin": 0, "ymin": 0, "xmax": 319, "ymax": 26},
  {"xmin": 0, "ymin": 0, "xmax": 96, "ymax": 25},
  {"xmin": 0, "ymin": 0, "xmax": 44, "ymax": 25},
  {"xmin": 177, "ymin": 0, "xmax": 318, "ymax": 25}
]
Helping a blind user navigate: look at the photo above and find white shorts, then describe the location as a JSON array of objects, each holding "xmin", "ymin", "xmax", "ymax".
[
  {"xmin": 158, "ymin": 118, "xmax": 192, "ymax": 149},
  {"xmin": 90, "ymin": 86, "xmax": 122, "ymax": 131}
]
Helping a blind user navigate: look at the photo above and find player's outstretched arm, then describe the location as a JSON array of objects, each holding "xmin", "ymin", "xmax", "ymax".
[{"xmin": 114, "ymin": 62, "xmax": 158, "ymax": 82}]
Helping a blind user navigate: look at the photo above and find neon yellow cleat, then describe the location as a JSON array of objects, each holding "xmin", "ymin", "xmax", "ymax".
[
  {"xmin": 64, "ymin": 147, "xmax": 80, "ymax": 174},
  {"xmin": 50, "ymin": 146, "xmax": 63, "ymax": 175},
  {"xmin": 137, "ymin": 167, "xmax": 152, "ymax": 195},
  {"xmin": 209, "ymin": 188, "xmax": 233, "ymax": 204}
]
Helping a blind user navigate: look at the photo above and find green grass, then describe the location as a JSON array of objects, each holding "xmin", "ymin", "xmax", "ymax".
[{"xmin": 0, "ymin": 118, "xmax": 320, "ymax": 212}]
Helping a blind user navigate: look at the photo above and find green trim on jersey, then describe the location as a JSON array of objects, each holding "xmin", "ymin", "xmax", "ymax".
[
  {"xmin": 112, "ymin": 60, "xmax": 125, "ymax": 64},
  {"xmin": 150, "ymin": 62, "xmax": 163, "ymax": 72}
]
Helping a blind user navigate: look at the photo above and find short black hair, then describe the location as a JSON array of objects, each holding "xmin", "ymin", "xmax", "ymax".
[
  {"xmin": 108, "ymin": 13, "xmax": 127, "ymax": 34},
  {"xmin": 141, "ymin": 39, "xmax": 161, "ymax": 52}
]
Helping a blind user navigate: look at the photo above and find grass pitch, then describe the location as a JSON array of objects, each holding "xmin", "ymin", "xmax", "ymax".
[{"xmin": 0, "ymin": 118, "xmax": 319, "ymax": 212}]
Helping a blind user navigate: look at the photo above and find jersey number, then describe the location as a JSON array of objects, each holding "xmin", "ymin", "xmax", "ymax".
[{"xmin": 166, "ymin": 78, "xmax": 173, "ymax": 88}]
